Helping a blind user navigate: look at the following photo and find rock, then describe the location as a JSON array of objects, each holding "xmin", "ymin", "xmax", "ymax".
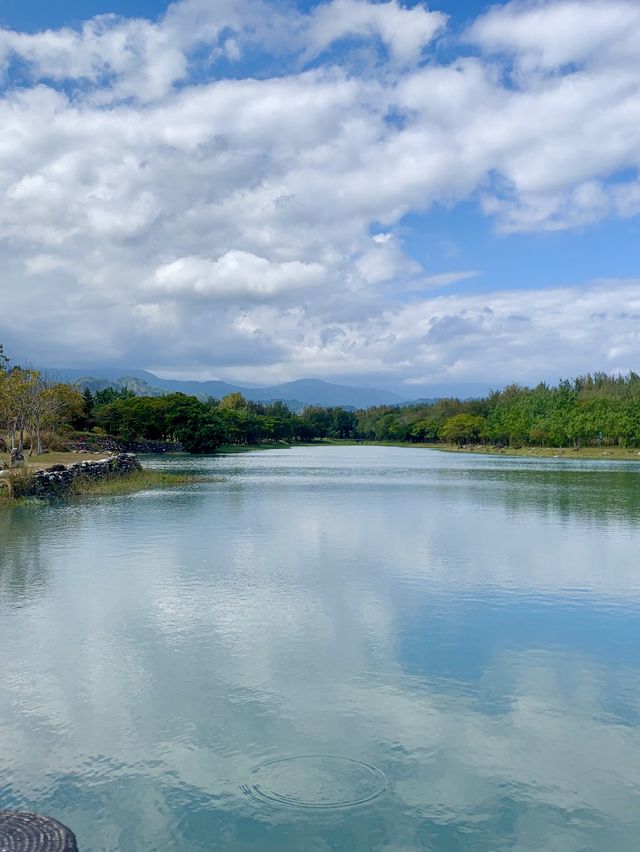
[
  {"xmin": 21, "ymin": 452, "xmax": 142, "ymax": 498},
  {"xmin": 0, "ymin": 811, "xmax": 78, "ymax": 851},
  {"xmin": 10, "ymin": 448, "xmax": 24, "ymax": 465}
]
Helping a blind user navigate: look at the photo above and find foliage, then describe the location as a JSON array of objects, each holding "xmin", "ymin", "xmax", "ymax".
[
  {"xmin": 94, "ymin": 386, "xmax": 136, "ymax": 406},
  {"xmin": 4, "ymin": 341, "xmax": 640, "ymax": 455},
  {"xmin": 0, "ymin": 350, "xmax": 85, "ymax": 456},
  {"xmin": 68, "ymin": 468, "xmax": 202, "ymax": 496},
  {"xmin": 439, "ymin": 414, "xmax": 486, "ymax": 445},
  {"xmin": 356, "ymin": 374, "xmax": 640, "ymax": 449}
]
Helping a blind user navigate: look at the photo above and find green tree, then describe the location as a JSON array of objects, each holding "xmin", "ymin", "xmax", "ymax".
[
  {"xmin": 330, "ymin": 408, "xmax": 358, "ymax": 439},
  {"xmin": 82, "ymin": 387, "xmax": 95, "ymax": 426},
  {"xmin": 94, "ymin": 386, "xmax": 135, "ymax": 407},
  {"xmin": 300, "ymin": 406, "xmax": 333, "ymax": 439},
  {"xmin": 439, "ymin": 414, "xmax": 486, "ymax": 446},
  {"xmin": 219, "ymin": 392, "xmax": 249, "ymax": 412}
]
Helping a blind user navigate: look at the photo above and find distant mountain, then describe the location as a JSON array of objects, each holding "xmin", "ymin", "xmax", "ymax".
[
  {"xmin": 408, "ymin": 383, "xmax": 491, "ymax": 401},
  {"xmin": 68, "ymin": 375, "xmax": 165, "ymax": 397},
  {"xmin": 51, "ymin": 368, "xmax": 407, "ymax": 409}
]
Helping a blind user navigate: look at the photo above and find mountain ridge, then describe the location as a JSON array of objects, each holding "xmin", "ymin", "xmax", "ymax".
[{"xmin": 49, "ymin": 368, "xmax": 407, "ymax": 409}]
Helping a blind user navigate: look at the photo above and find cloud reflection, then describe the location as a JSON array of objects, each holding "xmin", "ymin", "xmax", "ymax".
[{"xmin": 1, "ymin": 448, "xmax": 639, "ymax": 850}]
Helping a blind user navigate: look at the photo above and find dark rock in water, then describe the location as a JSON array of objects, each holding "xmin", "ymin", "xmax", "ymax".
[{"xmin": 0, "ymin": 811, "xmax": 78, "ymax": 851}]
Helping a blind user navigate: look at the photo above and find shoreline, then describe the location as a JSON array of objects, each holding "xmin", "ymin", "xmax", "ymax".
[
  {"xmin": 3, "ymin": 440, "xmax": 638, "ymax": 507},
  {"xmin": 214, "ymin": 440, "xmax": 640, "ymax": 461},
  {"xmin": 351, "ymin": 441, "xmax": 640, "ymax": 461},
  {"xmin": 0, "ymin": 455, "xmax": 205, "ymax": 507}
]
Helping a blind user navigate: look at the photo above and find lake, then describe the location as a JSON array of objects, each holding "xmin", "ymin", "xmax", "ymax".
[{"xmin": 1, "ymin": 445, "xmax": 640, "ymax": 851}]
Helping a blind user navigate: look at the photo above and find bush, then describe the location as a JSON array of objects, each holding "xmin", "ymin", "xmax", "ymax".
[
  {"xmin": 43, "ymin": 432, "xmax": 72, "ymax": 452},
  {"xmin": 4, "ymin": 469, "xmax": 32, "ymax": 499}
]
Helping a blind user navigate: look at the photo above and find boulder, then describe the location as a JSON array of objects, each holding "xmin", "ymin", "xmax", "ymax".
[
  {"xmin": 10, "ymin": 448, "xmax": 25, "ymax": 467},
  {"xmin": 0, "ymin": 811, "xmax": 78, "ymax": 851}
]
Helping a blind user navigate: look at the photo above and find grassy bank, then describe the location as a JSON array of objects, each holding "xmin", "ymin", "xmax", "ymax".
[
  {"xmin": 435, "ymin": 444, "xmax": 640, "ymax": 461},
  {"xmin": 0, "ymin": 464, "xmax": 207, "ymax": 506},
  {"xmin": 215, "ymin": 438, "xmax": 640, "ymax": 460},
  {"xmin": 0, "ymin": 450, "xmax": 110, "ymax": 470},
  {"xmin": 345, "ymin": 440, "xmax": 640, "ymax": 461},
  {"xmin": 69, "ymin": 468, "xmax": 208, "ymax": 497}
]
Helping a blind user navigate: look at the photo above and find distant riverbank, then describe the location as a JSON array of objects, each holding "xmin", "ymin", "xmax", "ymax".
[
  {"xmin": 346, "ymin": 441, "xmax": 640, "ymax": 461},
  {"xmin": 214, "ymin": 439, "xmax": 640, "ymax": 461}
]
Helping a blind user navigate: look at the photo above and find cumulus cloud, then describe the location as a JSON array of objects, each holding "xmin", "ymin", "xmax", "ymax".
[
  {"xmin": 307, "ymin": 0, "xmax": 447, "ymax": 64},
  {"xmin": 215, "ymin": 277, "xmax": 640, "ymax": 387},
  {"xmin": 0, "ymin": 0, "xmax": 638, "ymax": 384},
  {"xmin": 468, "ymin": 0, "xmax": 640, "ymax": 72},
  {"xmin": 149, "ymin": 251, "xmax": 326, "ymax": 300}
]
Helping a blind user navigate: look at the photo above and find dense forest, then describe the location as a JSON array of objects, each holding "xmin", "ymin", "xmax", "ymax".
[
  {"xmin": 358, "ymin": 373, "xmax": 640, "ymax": 448},
  {"xmin": 3, "ymin": 344, "xmax": 640, "ymax": 454},
  {"xmin": 0, "ymin": 346, "xmax": 358, "ymax": 454},
  {"xmin": 83, "ymin": 389, "xmax": 359, "ymax": 452}
]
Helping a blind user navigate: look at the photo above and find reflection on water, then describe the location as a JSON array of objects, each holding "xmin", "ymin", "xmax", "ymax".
[{"xmin": 1, "ymin": 446, "xmax": 639, "ymax": 851}]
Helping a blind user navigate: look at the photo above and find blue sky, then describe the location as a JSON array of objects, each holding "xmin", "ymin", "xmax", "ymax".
[
  {"xmin": 0, "ymin": 0, "xmax": 638, "ymax": 394},
  {"xmin": 0, "ymin": 1, "xmax": 490, "ymax": 31}
]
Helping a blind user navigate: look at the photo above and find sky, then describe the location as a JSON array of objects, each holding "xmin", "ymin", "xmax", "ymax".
[{"xmin": 0, "ymin": 0, "xmax": 638, "ymax": 395}]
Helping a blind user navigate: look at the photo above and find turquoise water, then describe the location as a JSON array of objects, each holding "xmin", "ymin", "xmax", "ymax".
[{"xmin": 1, "ymin": 446, "xmax": 640, "ymax": 851}]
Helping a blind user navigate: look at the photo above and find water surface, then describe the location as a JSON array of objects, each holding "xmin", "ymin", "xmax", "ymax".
[{"xmin": 1, "ymin": 446, "xmax": 639, "ymax": 851}]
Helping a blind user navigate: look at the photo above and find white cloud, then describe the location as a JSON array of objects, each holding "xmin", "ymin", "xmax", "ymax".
[
  {"xmin": 0, "ymin": 0, "xmax": 638, "ymax": 383},
  {"xmin": 215, "ymin": 277, "xmax": 640, "ymax": 387},
  {"xmin": 149, "ymin": 251, "xmax": 326, "ymax": 300},
  {"xmin": 0, "ymin": 15, "xmax": 187, "ymax": 102},
  {"xmin": 468, "ymin": 0, "xmax": 640, "ymax": 72},
  {"xmin": 307, "ymin": 0, "xmax": 446, "ymax": 64},
  {"xmin": 420, "ymin": 271, "xmax": 480, "ymax": 288}
]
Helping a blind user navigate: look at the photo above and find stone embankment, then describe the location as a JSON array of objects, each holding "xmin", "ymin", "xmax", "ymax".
[
  {"xmin": 0, "ymin": 453, "xmax": 142, "ymax": 499},
  {"xmin": 70, "ymin": 437, "xmax": 182, "ymax": 454}
]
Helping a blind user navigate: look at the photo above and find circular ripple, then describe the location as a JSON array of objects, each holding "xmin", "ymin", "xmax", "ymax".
[
  {"xmin": 0, "ymin": 812, "xmax": 78, "ymax": 852},
  {"xmin": 242, "ymin": 756, "xmax": 386, "ymax": 810}
]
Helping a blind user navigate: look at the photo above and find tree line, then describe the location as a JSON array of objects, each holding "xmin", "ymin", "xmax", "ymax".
[
  {"xmin": 0, "ymin": 347, "xmax": 359, "ymax": 454},
  {"xmin": 3, "ymin": 344, "xmax": 640, "ymax": 453},
  {"xmin": 84, "ymin": 389, "xmax": 358, "ymax": 452},
  {"xmin": 357, "ymin": 373, "xmax": 640, "ymax": 448}
]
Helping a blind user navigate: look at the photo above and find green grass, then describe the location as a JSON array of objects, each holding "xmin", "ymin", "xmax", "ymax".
[
  {"xmin": 293, "ymin": 439, "xmax": 640, "ymax": 461},
  {"xmin": 437, "ymin": 444, "xmax": 640, "ymax": 460},
  {"xmin": 0, "ymin": 493, "xmax": 42, "ymax": 508},
  {"xmin": 0, "ymin": 467, "xmax": 208, "ymax": 505},
  {"xmin": 0, "ymin": 450, "xmax": 110, "ymax": 471},
  {"xmin": 69, "ymin": 468, "xmax": 207, "ymax": 497},
  {"xmin": 0, "ymin": 484, "xmax": 16, "ymax": 506},
  {"xmin": 345, "ymin": 440, "xmax": 640, "ymax": 461},
  {"xmin": 0, "ymin": 467, "xmax": 35, "ymax": 503}
]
